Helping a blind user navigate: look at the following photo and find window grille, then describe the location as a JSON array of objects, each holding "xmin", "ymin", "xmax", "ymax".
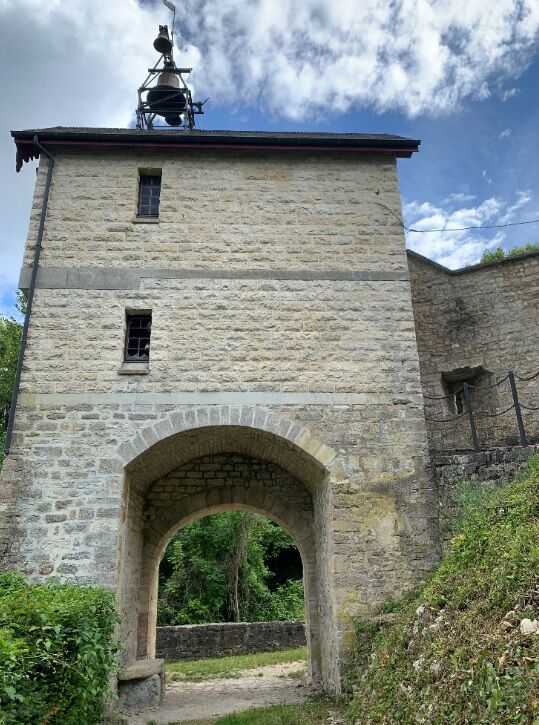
[
  {"xmin": 138, "ymin": 174, "xmax": 161, "ymax": 217},
  {"xmin": 125, "ymin": 313, "xmax": 152, "ymax": 362}
]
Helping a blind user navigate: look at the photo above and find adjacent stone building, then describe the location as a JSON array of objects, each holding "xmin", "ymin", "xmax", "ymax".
[
  {"xmin": 408, "ymin": 249, "xmax": 539, "ymax": 452},
  {"xmin": 1, "ymin": 127, "xmax": 537, "ymax": 696}
]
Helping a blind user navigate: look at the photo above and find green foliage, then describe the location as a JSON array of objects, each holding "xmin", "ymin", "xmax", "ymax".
[
  {"xmin": 0, "ymin": 573, "xmax": 119, "ymax": 724},
  {"xmin": 480, "ymin": 243, "xmax": 539, "ymax": 264},
  {"xmin": 348, "ymin": 455, "xmax": 539, "ymax": 724},
  {"xmin": 158, "ymin": 512, "xmax": 304, "ymax": 626},
  {"xmin": 0, "ymin": 293, "xmax": 24, "ymax": 468},
  {"xmin": 165, "ymin": 646, "xmax": 307, "ymax": 682}
]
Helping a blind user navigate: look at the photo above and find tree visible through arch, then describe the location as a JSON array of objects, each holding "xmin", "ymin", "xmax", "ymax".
[{"xmin": 158, "ymin": 510, "xmax": 304, "ymax": 626}]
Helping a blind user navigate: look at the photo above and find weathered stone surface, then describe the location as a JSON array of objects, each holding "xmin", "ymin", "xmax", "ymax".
[
  {"xmin": 156, "ymin": 622, "xmax": 306, "ymax": 661},
  {"xmin": 119, "ymin": 658, "xmax": 164, "ymax": 681},
  {"xmin": 519, "ymin": 619, "xmax": 538, "ymax": 636},
  {"xmin": 117, "ymin": 673, "xmax": 162, "ymax": 710},
  {"xmin": 0, "ymin": 146, "xmax": 439, "ymax": 698},
  {"xmin": 409, "ymin": 251, "xmax": 539, "ymax": 453}
]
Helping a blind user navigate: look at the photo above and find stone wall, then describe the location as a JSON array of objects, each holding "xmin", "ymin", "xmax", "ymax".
[
  {"xmin": 156, "ymin": 621, "xmax": 307, "ymax": 661},
  {"xmin": 408, "ymin": 250, "xmax": 539, "ymax": 453},
  {"xmin": 1, "ymin": 145, "xmax": 438, "ymax": 694},
  {"xmin": 432, "ymin": 444, "xmax": 539, "ymax": 547}
]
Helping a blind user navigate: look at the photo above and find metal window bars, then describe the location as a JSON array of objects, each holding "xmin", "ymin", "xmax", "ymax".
[
  {"xmin": 138, "ymin": 175, "xmax": 161, "ymax": 217},
  {"xmin": 125, "ymin": 315, "xmax": 152, "ymax": 362}
]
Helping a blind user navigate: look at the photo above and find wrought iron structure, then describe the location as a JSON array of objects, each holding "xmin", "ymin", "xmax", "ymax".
[{"xmin": 136, "ymin": 25, "xmax": 205, "ymax": 131}]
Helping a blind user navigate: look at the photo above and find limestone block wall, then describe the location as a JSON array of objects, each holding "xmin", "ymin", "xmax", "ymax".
[
  {"xmin": 1, "ymin": 145, "xmax": 438, "ymax": 693},
  {"xmin": 409, "ymin": 251, "xmax": 539, "ymax": 452},
  {"xmin": 22, "ymin": 149, "xmax": 409, "ymax": 274},
  {"xmin": 156, "ymin": 621, "xmax": 307, "ymax": 661}
]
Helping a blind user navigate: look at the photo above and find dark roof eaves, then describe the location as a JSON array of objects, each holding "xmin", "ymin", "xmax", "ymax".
[{"xmin": 11, "ymin": 127, "xmax": 420, "ymax": 145}]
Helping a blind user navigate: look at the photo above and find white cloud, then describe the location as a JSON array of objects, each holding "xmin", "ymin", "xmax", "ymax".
[
  {"xmin": 501, "ymin": 87, "xmax": 520, "ymax": 101},
  {"xmin": 0, "ymin": 1, "xmax": 538, "ymax": 312},
  {"xmin": 179, "ymin": 0, "xmax": 539, "ymax": 119},
  {"xmin": 404, "ymin": 191, "xmax": 533, "ymax": 268},
  {"xmin": 0, "ymin": 0, "xmax": 200, "ymax": 314},
  {"xmin": 443, "ymin": 192, "xmax": 476, "ymax": 205},
  {"xmin": 498, "ymin": 128, "xmax": 512, "ymax": 139}
]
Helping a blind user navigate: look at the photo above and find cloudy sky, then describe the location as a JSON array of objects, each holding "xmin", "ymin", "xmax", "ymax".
[{"xmin": 1, "ymin": 0, "xmax": 539, "ymax": 316}]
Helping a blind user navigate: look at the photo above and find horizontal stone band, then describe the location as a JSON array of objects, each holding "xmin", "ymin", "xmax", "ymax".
[
  {"xmin": 19, "ymin": 266, "xmax": 410, "ymax": 291},
  {"xmin": 18, "ymin": 391, "xmax": 422, "ymax": 406}
]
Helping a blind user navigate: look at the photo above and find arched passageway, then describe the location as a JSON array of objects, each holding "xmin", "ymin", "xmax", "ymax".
[
  {"xmin": 115, "ymin": 410, "xmax": 339, "ymax": 690},
  {"xmin": 156, "ymin": 506, "xmax": 306, "ymax": 653}
]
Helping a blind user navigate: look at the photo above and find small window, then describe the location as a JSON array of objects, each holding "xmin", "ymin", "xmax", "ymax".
[
  {"xmin": 137, "ymin": 174, "xmax": 161, "ymax": 217},
  {"xmin": 447, "ymin": 381, "xmax": 466, "ymax": 414},
  {"xmin": 442, "ymin": 366, "xmax": 495, "ymax": 416},
  {"xmin": 125, "ymin": 313, "xmax": 152, "ymax": 362}
]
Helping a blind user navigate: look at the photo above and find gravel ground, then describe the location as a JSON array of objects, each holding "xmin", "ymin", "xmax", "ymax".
[{"xmin": 122, "ymin": 661, "xmax": 319, "ymax": 724}]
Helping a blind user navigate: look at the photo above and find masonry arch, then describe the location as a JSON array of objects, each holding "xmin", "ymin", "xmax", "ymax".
[{"xmin": 115, "ymin": 406, "xmax": 338, "ymax": 690}]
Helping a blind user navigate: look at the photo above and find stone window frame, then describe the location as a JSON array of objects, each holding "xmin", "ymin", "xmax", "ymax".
[
  {"xmin": 119, "ymin": 308, "xmax": 152, "ymax": 375},
  {"xmin": 133, "ymin": 168, "xmax": 162, "ymax": 223},
  {"xmin": 441, "ymin": 366, "xmax": 497, "ymax": 416}
]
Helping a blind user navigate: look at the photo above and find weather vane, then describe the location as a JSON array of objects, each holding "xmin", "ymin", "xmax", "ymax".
[{"xmin": 136, "ymin": 0, "xmax": 207, "ymax": 131}]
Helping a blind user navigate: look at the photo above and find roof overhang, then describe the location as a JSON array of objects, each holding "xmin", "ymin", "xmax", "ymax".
[{"xmin": 11, "ymin": 128, "xmax": 421, "ymax": 171}]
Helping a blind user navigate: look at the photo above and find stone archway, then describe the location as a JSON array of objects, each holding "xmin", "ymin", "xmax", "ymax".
[{"xmin": 115, "ymin": 406, "xmax": 339, "ymax": 692}]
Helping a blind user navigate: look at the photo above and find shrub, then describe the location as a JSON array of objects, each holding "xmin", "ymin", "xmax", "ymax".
[
  {"xmin": 0, "ymin": 573, "xmax": 118, "ymax": 724},
  {"xmin": 348, "ymin": 454, "xmax": 539, "ymax": 724}
]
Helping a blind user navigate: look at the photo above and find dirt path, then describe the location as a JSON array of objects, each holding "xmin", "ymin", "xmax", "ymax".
[{"xmin": 122, "ymin": 661, "xmax": 319, "ymax": 724}]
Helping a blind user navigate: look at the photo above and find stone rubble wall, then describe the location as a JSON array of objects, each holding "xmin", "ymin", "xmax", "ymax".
[
  {"xmin": 156, "ymin": 621, "xmax": 307, "ymax": 661},
  {"xmin": 408, "ymin": 251, "xmax": 539, "ymax": 453},
  {"xmin": 432, "ymin": 444, "xmax": 539, "ymax": 547}
]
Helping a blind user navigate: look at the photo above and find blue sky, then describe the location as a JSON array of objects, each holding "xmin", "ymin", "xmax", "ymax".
[{"xmin": 1, "ymin": 0, "xmax": 539, "ymax": 318}]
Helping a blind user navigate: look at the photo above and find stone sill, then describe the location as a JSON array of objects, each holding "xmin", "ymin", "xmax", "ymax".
[
  {"xmin": 132, "ymin": 217, "xmax": 160, "ymax": 224},
  {"xmin": 118, "ymin": 362, "xmax": 150, "ymax": 375},
  {"xmin": 119, "ymin": 658, "xmax": 164, "ymax": 682}
]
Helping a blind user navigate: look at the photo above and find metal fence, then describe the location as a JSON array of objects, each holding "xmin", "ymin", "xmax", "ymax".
[{"xmin": 424, "ymin": 369, "xmax": 539, "ymax": 452}]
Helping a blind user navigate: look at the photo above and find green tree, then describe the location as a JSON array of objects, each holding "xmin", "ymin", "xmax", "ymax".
[
  {"xmin": 480, "ymin": 242, "xmax": 539, "ymax": 264},
  {"xmin": 157, "ymin": 512, "xmax": 304, "ymax": 626},
  {"xmin": 0, "ymin": 294, "xmax": 24, "ymax": 466}
]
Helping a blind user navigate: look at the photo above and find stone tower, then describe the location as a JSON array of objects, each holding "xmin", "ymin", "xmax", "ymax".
[{"xmin": 2, "ymin": 127, "xmax": 439, "ymax": 693}]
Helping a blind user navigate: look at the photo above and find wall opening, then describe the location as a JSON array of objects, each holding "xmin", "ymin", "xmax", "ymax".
[
  {"xmin": 441, "ymin": 366, "xmax": 497, "ymax": 415},
  {"xmin": 158, "ymin": 510, "xmax": 304, "ymax": 627},
  {"xmin": 115, "ymin": 417, "xmax": 338, "ymax": 690},
  {"xmin": 155, "ymin": 509, "xmax": 307, "ymax": 661}
]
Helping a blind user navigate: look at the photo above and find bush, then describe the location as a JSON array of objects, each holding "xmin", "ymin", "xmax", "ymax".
[
  {"xmin": 0, "ymin": 573, "xmax": 118, "ymax": 724},
  {"xmin": 348, "ymin": 454, "xmax": 539, "ymax": 724}
]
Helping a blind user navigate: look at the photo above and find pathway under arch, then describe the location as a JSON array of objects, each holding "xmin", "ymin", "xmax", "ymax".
[{"xmin": 115, "ymin": 407, "xmax": 339, "ymax": 692}]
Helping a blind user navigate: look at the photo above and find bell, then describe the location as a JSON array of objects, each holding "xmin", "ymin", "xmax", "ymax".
[
  {"xmin": 147, "ymin": 71, "xmax": 187, "ymax": 124},
  {"xmin": 153, "ymin": 25, "xmax": 173, "ymax": 55}
]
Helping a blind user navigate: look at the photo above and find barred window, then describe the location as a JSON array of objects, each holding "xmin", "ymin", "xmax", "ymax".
[
  {"xmin": 137, "ymin": 174, "xmax": 161, "ymax": 217},
  {"xmin": 125, "ymin": 313, "xmax": 152, "ymax": 362}
]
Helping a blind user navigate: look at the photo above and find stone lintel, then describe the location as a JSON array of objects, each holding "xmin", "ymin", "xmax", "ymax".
[
  {"xmin": 18, "ymin": 391, "xmax": 423, "ymax": 407},
  {"xmin": 19, "ymin": 266, "xmax": 410, "ymax": 291}
]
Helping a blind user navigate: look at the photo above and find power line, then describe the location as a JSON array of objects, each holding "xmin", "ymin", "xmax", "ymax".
[
  {"xmin": 377, "ymin": 202, "xmax": 539, "ymax": 234},
  {"xmin": 407, "ymin": 218, "xmax": 539, "ymax": 234}
]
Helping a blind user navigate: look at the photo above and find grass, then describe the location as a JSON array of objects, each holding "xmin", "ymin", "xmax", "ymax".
[
  {"xmin": 165, "ymin": 646, "xmax": 307, "ymax": 682},
  {"xmin": 210, "ymin": 698, "xmax": 343, "ymax": 724},
  {"xmin": 347, "ymin": 454, "xmax": 539, "ymax": 724}
]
